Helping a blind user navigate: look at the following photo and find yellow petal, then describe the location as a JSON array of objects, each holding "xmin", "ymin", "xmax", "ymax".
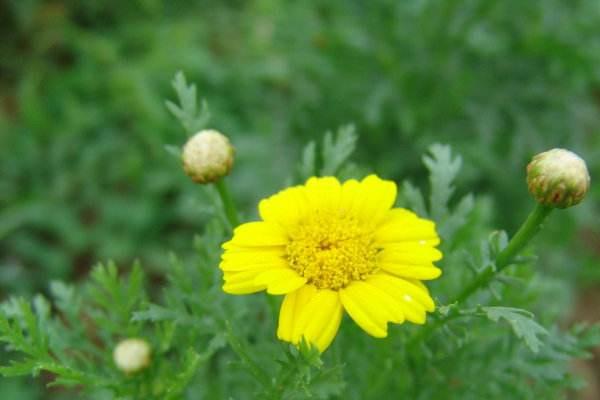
[
  {"xmin": 222, "ymin": 261, "xmax": 289, "ymax": 295},
  {"xmin": 223, "ymin": 270, "xmax": 263, "ymax": 284},
  {"xmin": 223, "ymin": 222, "xmax": 288, "ymax": 248},
  {"xmin": 220, "ymin": 261, "xmax": 287, "ymax": 273},
  {"xmin": 379, "ymin": 263, "xmax": 442, "ymax": 280},
  {"xmin": 378, "ymin": 243, "xmax": 443, "ymax": 264},
  {"xmin": 375, "ymin": 209, "xmax": 439, "ymax": 245},
  {"xmin": 254, "ymin": 269, "xmax": 307, "ymax": 295},
  {"xmin": 220, "ymin": 250, "xmax": 287, "ymax": 272},
  {"xmin": 338, "ymin": 175, "xmax": 397, "ymax": 226},
  {"xmin": 300, "ymin": 290, "xmax": 343, "ymax": 352},
  {"xmin": 277, "ymin": 287, "xmax": 342, "ymax": 352},
  {"xmin": 221, "ymin": 247, "xmax": 284, "ymax": 261},
  {"xmin": 368, "ymin": 274, "xmax": 434, "ymax": 324},
  {"xmin": 357, "ymin": 175, "xmax": 397, "ymax": 225},
  {"xmin": 222, "ymin": 270, "xmax": 267, "ymax": 294},
  {"xmin": 407, "ymin": 279, "xmax": 428, "ymax": 291},
  {"xmin": 259, "ymin": 186, "xmax": 308, "ymax": 229},
  {"xmin": 339, "ymin": 282, "xmax": 388, "ymax": 337},
  {"xmin": 339, "ymin": 178, "xmax": 361, "ymax": 213},
  {"xmin": 304, "ymin": 176, "xmax": 342, "ymax": 213},
  {"xmin": 220, "ymin": 245, "xmax": 290, "ymax": 290},
  {"xmin": 353, "ymin": 281, "xmax": 405, "ymax": 324},
  {"xmin": 278, "ymin": 285, "xmax": 318, "ymax": 342},
  {"xmin": 222, "ymin": 282, "xmax": 266, "ymax": 294}
]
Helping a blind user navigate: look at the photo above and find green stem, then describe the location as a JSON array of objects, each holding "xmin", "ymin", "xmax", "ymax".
[
  {"xmin": 453, "ymin": 203, "xmax": 552, "ymax": 304},
  {"xmin": 494, "ymin": 204, "xmax": 553, "ymax": 271},
  {"xmin": 215, "ymin": 179, "xmax": 240, "ymax": 228},
  {"xmin": 408, "ymin": 203, "xmax": 553, "ymax": 349}
]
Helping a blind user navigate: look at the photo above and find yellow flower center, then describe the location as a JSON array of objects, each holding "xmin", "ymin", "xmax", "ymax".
[{"xmin": 285, "ymin": 211, "xmax": 379, "ymax": 290}]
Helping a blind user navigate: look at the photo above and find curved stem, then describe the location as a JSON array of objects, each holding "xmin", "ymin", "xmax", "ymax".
[
  {"xmin": 215, "ymin": 179, "xmax": 240, "ymax": 228},
  {"xmin": 494, "ymin": 204, "xmax": 552, "ymax": 271},
  {"xmin": 453, "ymin": 204, "xmax": 552, "ymax": 304}
]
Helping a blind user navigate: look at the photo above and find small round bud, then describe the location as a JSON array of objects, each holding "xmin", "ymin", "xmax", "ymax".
[
  {"xmin": 526, "ymin": 148, "xmax": 590, "ymax": 208},
  {"xmin": 113, "ymin": 338, "xmax": 151, "ymax": 374},
  {"xmin": 182, "ymin": 130, "xmax": 234, "ymax": 184}
]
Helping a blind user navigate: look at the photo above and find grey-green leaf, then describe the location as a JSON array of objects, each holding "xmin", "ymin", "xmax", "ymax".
[{"xmin": 483, "ymin": 306, "xmax": 548, "ymax": 353}]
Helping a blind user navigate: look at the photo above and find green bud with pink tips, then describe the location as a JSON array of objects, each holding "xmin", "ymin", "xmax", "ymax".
[{"xmin": 526, "ymin": 148, "xmax": 590, "ymax": 209}]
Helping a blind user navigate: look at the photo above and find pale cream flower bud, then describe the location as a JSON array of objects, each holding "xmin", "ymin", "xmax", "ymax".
[
  {"xmin": 182, "ymin": 130, "xmax": 234, "ymax": 184},
  {"xmin": 526, "ymin": 148, "xmax": 590, "ymax": 209},
  {"xmin": 113, "ymin": 338, "xmax": 151, "ymax": 374}
]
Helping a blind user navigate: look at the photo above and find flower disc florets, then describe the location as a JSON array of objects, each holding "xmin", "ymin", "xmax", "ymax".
[
  {"xmin": 527, "ymin": 148, "xmax": 590, "ymax": 209},
  {"xmin": 182, "ymin": 129, "xmax": 234, "ymax": 184},
  {"xmin": 286, "ymin": 211, "xmax": 379, "ymax": 290}
]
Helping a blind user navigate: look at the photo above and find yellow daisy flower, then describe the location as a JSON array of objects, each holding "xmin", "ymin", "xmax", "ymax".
[{"xmin": 220, "ymin": 175, "xmax": 442, "ymax": 352}]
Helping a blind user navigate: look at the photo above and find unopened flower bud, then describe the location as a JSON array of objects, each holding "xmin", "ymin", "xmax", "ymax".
[
  {"xmin": 182, "ymin": 130, "xmax": 234, "ymax": 184},
  {"xmin": 113, "ymin": 338, "xmax": 151, "ymax": 374},
  {"xmin": 526, "ymin": 148, "xmax": 590, "ymax": 208}
]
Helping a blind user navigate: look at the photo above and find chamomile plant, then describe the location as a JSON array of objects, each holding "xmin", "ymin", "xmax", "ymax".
[{"xmin": 0, "ymin": 73, "xmax": 597, "ymax": 400}]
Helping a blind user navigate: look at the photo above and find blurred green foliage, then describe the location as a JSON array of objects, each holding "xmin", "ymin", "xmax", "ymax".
[
  {"xmin": 1, "ymin": 0, "xmax": 599, "ymax": 398},
  {"xmin": 1, "ymin": 130, "xmax": 598, "ymax": 399}
]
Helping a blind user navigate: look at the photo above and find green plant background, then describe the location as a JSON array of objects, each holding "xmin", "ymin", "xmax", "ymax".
[{"xmin": 1, "ymin": 0, "xmax": 599, "ymax": 398}]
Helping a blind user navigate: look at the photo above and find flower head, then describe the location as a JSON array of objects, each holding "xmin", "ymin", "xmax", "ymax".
[
  {"xmin": 113, "ymin": 338, "xmax": 151, "ymax": 374},
  {"xmin": 527, "ymin": 148, "xmax": 590, "ymax": 208},
  {"xmin": 220, "ymin": 175, "xmax": 442, "ymax": 352},
  {"xmin": 182, "ymin": 129, "xmax": 234, "ymax": 184}
]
